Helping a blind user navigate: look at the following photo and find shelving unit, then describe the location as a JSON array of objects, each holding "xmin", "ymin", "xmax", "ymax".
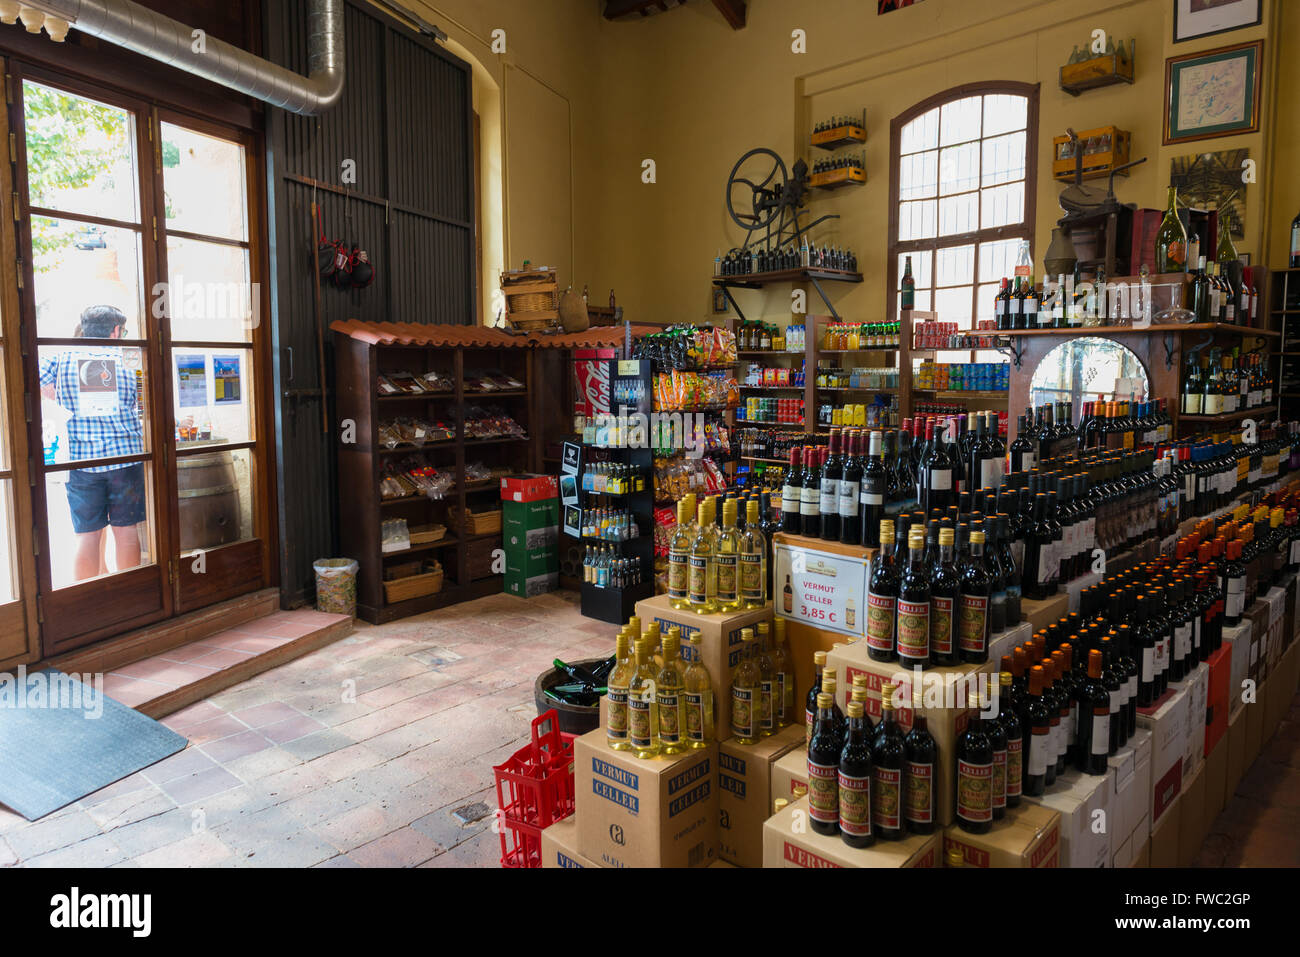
[{"xmin": 1271, "ymin": 268, "xmax": 1300, "ymax": 422}]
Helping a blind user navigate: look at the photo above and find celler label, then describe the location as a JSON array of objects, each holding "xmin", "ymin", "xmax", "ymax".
[
  {"xmin": 760, "ymin": 680, "xmax": 774, "ymax": 731},
  {"xmin": 873, "ymin": 766, "xmax": 901, "ymax": 831},
  {"xmin": 1006, "ymin": 737, "xmax": 1023, "ymax": 797},
  {"xmin": 866, "ymin": 593, "xmax": 897, "ymax": 652},
  {"xmin": 667, "ymin": 550, "xmax": 688, "ymax": 599},
  {"xmin": 688, "ymin": 555, "xmax": 710, "ymax": 606},
  {"xmin": 896, "ymin": 598, "xmax": 930, "ymax": 660},
  {"xmin": 992, "ymin": 748, "xmax": 1007, "ymax": 809},
  {"xmin": 606, "ymin": 688, "xmax": 628, "ymax": 739},
  {"xmin": 684, "ymin": 691, "xmax": 707, "ymax": 742},
  {"xmin": 715, "ymin": 554, "xmax": 738, "ymax": 604},
  {"xmin": 732, "ymin": 686, "xmax": 755, "ymax": 738},
  {"xmin": 838, "ymin": 771, "xmax": 871, "ymax": 837},
  {"xmin": 904, "ymin": 761, "xmax": 933, "ymax": 824},
  {"xmin": 957, "ymin": 593, "xmax": 989, "ymax": 654},
  {"xmin": 957, "ymin": 759, "xmax": 993, "ymax": 823},
  {"xmin": 807, "ymin": 760, "xmax": 838, "ymax": 824},
  {"xmin": 657, "ymin": 689, "xmax": 681, "ymax": 744},
  {"xmin": 739, "ymin": 553, "xmax": 763, "ymax": 601},
  {"xmin": 628, "ymin": 692, "xmax": 655, "ymax": 749},
  {"xmin": 930, "ymin": 594, "xmax": 955, "ymax": 655}
]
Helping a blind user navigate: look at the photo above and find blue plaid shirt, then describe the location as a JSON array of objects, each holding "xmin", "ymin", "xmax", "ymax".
[{"xmin": 39, "ymin": 348, "xmax": 144, "ymax": 472}]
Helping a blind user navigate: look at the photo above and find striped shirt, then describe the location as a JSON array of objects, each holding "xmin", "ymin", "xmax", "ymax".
[{"xmin": 39, "ymin": 347, "xmax": 144, "ymax": 473}]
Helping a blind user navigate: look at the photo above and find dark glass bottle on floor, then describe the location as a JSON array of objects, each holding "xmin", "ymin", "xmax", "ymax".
[
  {"xmin": 903, "ymin": 689, "xmax": 937, "ymax": 835},
  {"xmin": 955, "ymin": 689, "xmax": 994, "ymax": 833},
  {"xmin": 820, "ymin": 429, "xmax": 843, "ymax": 542},
  {"xmin": 997, "ymin": 671, "xmax": 1023, "ymax": 807},
  {"xmin": 897, "ymin": 527, "xmax": 932, "ymax": 670},
  {"xmin": 1076, "ymin": 648, "xmax": 1111, "ymax": 775},
  {"xmin": 871, "ymin": 684, "xmax": 907, "ymax": 841},
  {"xmin": 958, "ymin": 529, "xmax": 992, "ymax": 663},
  {"xmin": 1020, "ymin": 665, "xmax": 1051, "ymax": 797},
  {"xmin": 860, "ymin": 430, "xmax": 886, "ymax": 547},
  {"xmin": 929, "ymin": 526, "xmax": 959, "ymax": 667},
  {"xmin": 866, "ymin": 523, "xmax": 899, "ymax": 662},
  {"xmin": 807, "ymin": 692, "xmax": 841, "ymax": 836},
  {"xmin": 837, "ymin": 699, "xmax": 874, "ymax": 847}
]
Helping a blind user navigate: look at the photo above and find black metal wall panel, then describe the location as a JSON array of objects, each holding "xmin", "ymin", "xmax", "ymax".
[{"xmin": 265, "ymin": 0, "xmax": 475, "ymax": 604}]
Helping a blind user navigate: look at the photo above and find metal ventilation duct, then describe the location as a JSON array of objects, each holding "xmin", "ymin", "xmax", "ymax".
[{"xmin": 17, "ymin": 0, "xmax": 345, "ymax": 114}]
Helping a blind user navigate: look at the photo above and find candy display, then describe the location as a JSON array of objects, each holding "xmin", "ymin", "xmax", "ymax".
[
  {"xmin": 462, "ymin": 405, "xmax": 527, "ymax": 438},
  {"xmin": 652, "ymin": 369, "xmax": 739, "ymax": 412},
  {"xmin": 654, "ymin": 455, "xmax": 728, "ymax": 502},
  {"xmin": 632, "ymin": 324, "xmax": 737, "ymax": 372},
  {"xmin": 379, "ymin": 455, "xmax": 454, "ymax": 500},
  {"xmin": 377, "ymin": 417, "xmax": 456, "ymax": 448}
]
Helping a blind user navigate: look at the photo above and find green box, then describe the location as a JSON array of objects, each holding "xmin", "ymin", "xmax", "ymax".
[
  {"xmin": 504, "ymin": 569, "xmax": 559, "ymax": 598},
  {"xmin": 506, "ymin": 549, "xmax": 559, "ymax": 578},
  {"xmin": 504, "ymin": 523, "xmax": 559, "ymax": 552},
  {"xmin": 503, "ymin": 499, "xmax": 559, "ymax": 534}
]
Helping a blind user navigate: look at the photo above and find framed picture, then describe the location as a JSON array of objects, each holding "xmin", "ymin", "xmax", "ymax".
[
  {"xmin": 1170, "ymin": 148, "xmax": 1247, "ymax": 239},
  {"xmin": 1173, "ymin": 0, "xmax": 1261, "ymax": 44},
  {"xmin": 711, "ymin": 287, "xmax": 729, "ymax": 314},
  {"xmin": 1163, "ymin": 40, "xmax": 1262, "ymax": 145},
  {"xmin": 878, "ymin": 0, "xmax": 924, "ymax": 12}
]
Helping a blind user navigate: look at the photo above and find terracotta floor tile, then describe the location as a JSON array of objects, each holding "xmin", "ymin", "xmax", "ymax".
[
  {"xmin": 202, "ymin": 730, "xmax": 274, "ymax": 764},
  {"xmin": 142, "ymin": 746, "xmax": 219, "ymax": 784},
  {"xmin": 133, "ymin": 830, "xmax": 233, "ymax": 868},
  {"xmin": 159, "ymin": 765, "xmax": 244, "ymax": 806},
  {"xmin": 103, "ymin": 674, "xmax": 170, "ymax": 707},
  {"xmin": 159, "ymin": 642, "xmax": 228, "ymax": 663},
  {"xmin": 347, "ymin": 826, "xmax": 443, "ymax": 867},
  {"xmin": 232, "ymin": 701, "xmax": 306, "ymax": 729},
  {"xmin": 185, "ymin": 647, "xmax": 259, "ymax": 670},
  {"xmin": 161, "ymin": 699, "xmax": 227, "ymax": 729},
  {"xmin": 261, "ymin": 713, "xmax": 328, "ymax": 744},
  {"xmin": 182, "ymin": 714, "xmax": 251, "ymax": 745}
]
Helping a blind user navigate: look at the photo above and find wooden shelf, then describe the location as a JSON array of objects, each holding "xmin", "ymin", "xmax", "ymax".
[
  {"xmin": 913, "ymin": 390, "xmax": 1010, "ymax": 401},
  {"xmin": 736, "ymin": 350, "xmax": 801, "ymax": 357},
  {"xmin": 811, "ymin": 124, "xmax": 866, "ymax": 151},
  {"xmin": 381, "ymin": 537, "xmax": 460, "ymax": 558},
  {"xmin": 820, "ymin": 348, "xmax": 899, "ymax": 354},
  {"xmin": 463, "ymin": 435, "xmax": 530, "ymax": 446},
  {"xmin": 996, "ymin": 323, "xmax": 1279, "ymax": 338},
  {"xmin": 735, "ymin": 422, "xmax": 808, "ymax": 430},
  {"xmin": 741, "ymin": 456, "xmax": 794, "ymax": 465},
  {"xmin": 713, "ymin": 267, "xmax": 864, "ymax": 289},
  {"xmin": 739, "ymin": 384, "xmax": 804, "ymax": 391},
  {"xmin": 377, "ymin": 389, "xmax": 527, "ymax": 402},
  {"xmin": 809, "ymin": 167, "xmax": 866, "ymax": 190},
  {"xmin": 817, "ymin": 386, "xmax": 895, "ymax": 392},
  {"xmin": 1178, "ymin": 407, "xmax": 1266, "ymax": 424}
]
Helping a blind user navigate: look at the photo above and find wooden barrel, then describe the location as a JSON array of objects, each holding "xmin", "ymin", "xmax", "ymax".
[{"xmin": 177, "ymin": 451, "xmax": 241, "ymax": 552}]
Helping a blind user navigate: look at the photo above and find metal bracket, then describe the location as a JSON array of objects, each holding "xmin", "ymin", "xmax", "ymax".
[
  {"xmin": 719, "ymin": 283, "xmax": 748, "ymax": 324},
  {"xmin": 807, "ymin": 275, "xmax": 840, "ymax": 322},
  {"xmin": 1162, "ymin": 331, "xmax": 1178, "ymax": 371},
  {"xmin": 999, "ymin": 335, "xmax": 1026, "ymax": 369}
]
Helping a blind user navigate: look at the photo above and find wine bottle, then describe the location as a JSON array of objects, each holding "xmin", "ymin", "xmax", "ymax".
[
  {"xmin": 903, "ymin": 685, "xmax": 937, "ymax": 834},
  {"xmin": 997, "ymin": 671, "xmax": 1023, "ymax": 807},
  {"xmin": 958, "ymin": 529, "xmax": 992, "ymax": 664},
  {"xmin": 805, "ymin": 650, "xmax": 826, "ymax": 749},
  {"xmin": 683, "ymin": 633, "xmax": 714, "ymax": 748},
  {"xmin": 929, "ymin": 526, "xmax": 959, "ymax": 667},
  {"xmin": 820, "ymin": 429, "xmax": 843, "ymax": 541},
  {"xmin": 837, "ymin": 699, "xmax": 874, "ymax": 847},
  {"xmin": 866, "ymin": 522, "xmax": 900, "ymax": 662},
  {"xmin": 1075, "ymin": 648, "xmax": 1111, "ymax": 775},
  {"xmin": 871, "ymin": 683, "xmax": 907, "ymax": 841},
  {"xmin": 839, "ymin": 429, "xmax": 863, "ymax": 546},
  {"xmin": 955, "ymin": 688, "xmax": 994, "ymax": 833},
  {"xmin": 1155, "ymin": 186, "xmax": 1189, "ymax": 273},
  {"xmin": 897, "ymin": 527, "xmax": 932, "ymax": 669},
  {"xmin": 807, "ymin": 692, "xmax": 841, "ymax": 836},
  {"xmin": 782, "ymin": 447, "xmax": 803, "ymax": 532},
  {"xmin": 801, "ymin": 445, "xmax": 823, "ymax": 539}
]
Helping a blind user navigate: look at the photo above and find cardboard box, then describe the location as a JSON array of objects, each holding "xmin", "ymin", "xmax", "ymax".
[
  {"xmin": 1177, "ymin": 763, "xmax": 1206, "ymax": 867},
  {"xmin": 826, "ymin": 645, "xmax": 995, "ymax": 828},
  {"xmin": 636, "ymin": 594, "xmax": 772, "ymax": 742},
  {"xmin": 1246, "ymin": 601, "xmax": 1268, "ymax": 684},
  {"xmin": 1130, "ymin": 837, "xmax": 1151, "ymax": 867},
  {"xmin": 1149, "ymin": 796, "xmax": 1181, "ymax": 867},
  {"xmin": 1107, "ymin": 726, "xmax": 1150, "ymax": 858},
  {"xmin": 1222, "ymin": 620, "xmax": 1251, "ymax": 719},
  {"xmin": 1137, "ymin": 686, "xmax": 1188, "ymax": 828},
  {"xmin": 771, "ymin": 745, "xmax": 809, "ymax": 804},
  {"xmin": 503, "ymin": 498, "xmax": 560, "ymax": 533},
  {"xmin": 762, "ymin": 797, "xmax": 940, "ymax": 868},
  {"xmin": 540, "ymin": 816, "xmax": 599, "ymax": 868},
  {"xmin": 943, "ymin": 803, "xmax": 1061, "ymax": 868},
  {"xmin": 500, "ymin": 474, "xmax": 559, "ymax": 503},
  {"xmin": 1205, "ymin": 645, "xmax": 1231, "ymax": 756},
  {"xmin": 718, "ymin": 725, "xmax": 805, "ymax": 867},
  {"xmin": 1111, "ymin": 833, "xmax": 1132, "ymax": 870},
  {"xmin": 1021, "ymin": 592, "xmax": 1070, "ymax": 633},
  {"xmin": 1023, "ymin": 766, "xmax": 1114, "ymax": 868},
  {"xmin": 1225, "ymin": 706, "xmax": 1246, "ymax": 800},
  {"xmin": 1173, "ymin": 663, "xmax": 1207, "ymax": 779},
  {"xmin": 573, "ymin": 729, "xmax": 718, "ymax": 868},
  {"xmin": 989, "ymin": 621, "xmax": 1033, "ymax": 668},
  {"xmin": 503, "ymin": 565, "xmax": 559, "ymax": 598},
  {"xmin": 1243, "ymin": 676, "xmax": 1265, "ymax": 767},
  {"xmin": 1202, "ymin": 736, "xmax": 1227, "ymax": 835}
]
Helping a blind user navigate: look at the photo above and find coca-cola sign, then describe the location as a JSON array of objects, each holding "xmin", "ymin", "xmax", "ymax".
[{"xmin": 574, "ymin": 349, "xmax": 615, "ymax": 417}]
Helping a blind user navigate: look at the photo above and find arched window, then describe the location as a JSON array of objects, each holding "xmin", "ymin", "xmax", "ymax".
[{"xmin": 888, "ymin": 83, "xmax": 1039, "ymax": 333}]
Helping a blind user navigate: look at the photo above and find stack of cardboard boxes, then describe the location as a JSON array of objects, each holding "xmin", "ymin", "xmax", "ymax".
[{"xmin": 501, "ymin": 476, "xmax": 560, "ymax": 598}]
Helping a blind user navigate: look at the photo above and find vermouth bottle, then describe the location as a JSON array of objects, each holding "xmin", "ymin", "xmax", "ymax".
[
  {"xmin": 739, "ymin": 498, "xmax": 767, "ymax": 609},
  {"xmin": 997, "ymin": 672, "xmax": 1023, "ymax": 807},
  {"xmin": 756, "ymin": 622, "xmax": 777, "ymax": 738},
  {"xmin": 871, "ymin": 683, "xmax": 907, "ymax": 841},
  {"xmin": 683, "ymin": 632, "xmax": 714, "ymax": 748},
  {"xmin": 929, "ymin": 526, "xmax": 959, "ymax": 667},
  {"xmin": 687, "ymin": 501, "xmax": 717, "ymax": 614},
  {"xmin": 656, "ymin": 628, "xmax": 687, "ymax": 755},
  {"xmin": 805, "ymin": 649, "xmax": 827, "ymax": 749},
  {"xmin": 903, "ymin": 685, "xmax": 937, "ymax": 834},
  {"xmin": 987, "ymin": 691, "xmax": 1008, "ymax": 821},
  {"xmin": 897, "ymin": 527, "xmax": 931, "ymax": 669},
  {"xmin": 866, "ymin": 522, "xmax": 900, "ymax": 661},
  {"xmin": 605, "ymin": 630, "xmax": 634, "ymax": 751},
  {"xmin": 714, "ymin": 499, "xmax": 742, "ymax": 612},
  {"xmin": 955, "ymin": 688, "xmax": 994, "ymax": 833},
  {"xmin": 627, "ymin": 639, "xmax": 660, "ymax": 759},
  {"xmin": 838, "ymin": 700, "xmax": 874, "ymax": 847},
  {"xmin": 731, "ymin": 629, "xmax": 762, "ymax": 745},
  {"xmin": 807, "ymin": 692, "xmax": 841, "ymax": 836},
  {"xmin": 958, "ymin": 529, "xmax": 992, "ymax": 663},
  {"xmin": 1020, "ymin": 664, "xmax": 1051, "ymax": 797},
  {"xmin": 667, "ymin": 498, "xmax": 694, "ymax": 610}
]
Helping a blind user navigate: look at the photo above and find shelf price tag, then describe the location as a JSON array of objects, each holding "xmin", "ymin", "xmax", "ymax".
[{"xmin": 774, "ymin": 543, "xmax": 869, "ymax": 638}]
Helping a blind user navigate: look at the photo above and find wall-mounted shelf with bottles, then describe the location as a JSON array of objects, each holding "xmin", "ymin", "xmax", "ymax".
[{"xmin": 810, "ymin": 110, "xmax": 866, "ymax": 151}]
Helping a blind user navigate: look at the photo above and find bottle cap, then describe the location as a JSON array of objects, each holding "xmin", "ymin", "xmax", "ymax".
[
  {"xmin": 947, "ymin": 847, "xmax": 964, "ymax": 868},
  {"xmin": 741, "ymin": 627, "xmax": 754, "ymax": 642},
  {"xmin": 774, "ymin": 798, "xmax": 789, "ymax": 814},
  {"xmin": 847, "ymin": 700, "xmax": 864, "ymax": 719},
  {"xmin": 970, "ymin": 530, "xmax": 986, "ymax": 544},
  {"xmin": 814, "ymin": 650, "xmax": 827, "ymax": 666},
  {"xmin": 816, "ymin": 692, "xmax": 833, "ymax": 709}
]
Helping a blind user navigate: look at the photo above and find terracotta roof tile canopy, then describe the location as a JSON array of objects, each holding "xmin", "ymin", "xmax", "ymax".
[{"xmin": 330, "ymin": 319, "xmax": 660, "ymax": 350}]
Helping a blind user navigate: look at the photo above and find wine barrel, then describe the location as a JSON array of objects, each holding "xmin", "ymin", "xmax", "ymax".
[
  {"xmin": 533, "ymin": 658, "xmax": 602, "ymax": 734},
  {"xmin": 177, "ymin": 451, "xmax": 241, "ymax": 552}
]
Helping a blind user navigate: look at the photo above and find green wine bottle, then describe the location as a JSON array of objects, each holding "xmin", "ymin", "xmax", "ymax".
[{"xmin": 1154, "ymin": 186, "xmax": 1188, "ymax": 274}]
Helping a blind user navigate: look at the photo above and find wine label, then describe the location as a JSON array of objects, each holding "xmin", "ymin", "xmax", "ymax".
[
  {"xmin": 760, "ymin": 680, "xmax": 774, "ymax": 731},
  {"xmin": 838, "ymin": 771, "xmax": 872, "ymax": 837},
  {"xmin": 839, "ymin": 481, "xmax": 860, "ymax": 517},
  {"xmin": 657, "ymin": 690, "xmax": 681, "ymax": 744},
  {"xmin": 819, "ymin": 479, "xmax": 838, "ymax": 516},
  {"xmin": 667, "ymin": 550, "xmax": 688, "ymax": 599},
  {"xmin": 684, "ymin": 691, "xmax": 708, "ymax": 742},
  {"xmin": 896, "ymin": 598, "xmax": 930, "ymax": 660},
  {"xmin": 739, "ymin": 553, "xmax": 763, "ymax": 602},
  {"xmin": 1226, "ymin": 576, "xmax": 1245, "ymax": 617},
  {"xmin": 607, "ymin": 688, "xmax": 628, "ymax": 739},
  {"xmin": 957, "ymin": 593, "xmax": 989, "ymax": 654},
  {"xmin": 806, "ymin": 707, "xmax": 814, "ymax": 748},
  {"xmin": 1141, "ymin": 647, "xmax": 1154, "ymax": 683},
  {"xmin": 629, "ymin": 692, "xmax": 655, "ymax": 749},
  {"xmin": 930, "ymin": 594, "xmax": 955, "ymax": 655},
  {"xmin": 1091, "ymin": 707, "xmax": 1110, "ymax": 756},
  {"xmin": 872, "ymin": 766, "xmax": 902, "ymax": 831},
  {"xmin": 904, "ymin": 761, "xmax": 933, "ymax": 824},
  {"xmin": 1028, "ymin": 727, "xmax": 1049, "ymax": 777},
  {"xmin": 782, "ymin": 483, "xmax": 799, "ymax": 515},
  {"xmin": 992, "ymin": 748, "xmax": 1007, "ymax": 809},
  {"xmin": 715, "ymin": 553, "xmax": 738, "ymax": 603},
  {"xmin": 981, "ymin": 458, "xmax": 1003, "ymax": 490},
  {"xmin": 930, "ymin": 468, "xmax": 953, "ymax": 491},
  {"xmin": 800, "ymin": 486, "xmax": 818, "ymax": 516},
  {"xmin": 866, "ymin": 593, "xmax": 897, "ymax": 652},
  {"xmin": 1021, "ymin": 451, "xmax": 1037, "ymax": 472},
  {"xmin": 688, "ymin": 555, "xmax": 710, "ymax": 606},
  {"xmin": 807, "ymin": 759, "xmax": 838, "ymax": 824},
  {"xmin": 1006, "ymin": 737, "xmax": 1023, "ymax": 797},
  {"xmin": 957, "ymin": 759, "xmax": 994, "ymax": 823},
  {"xmin": 732, "ymin": 686, "xmax": 754, "ymax": 738}
]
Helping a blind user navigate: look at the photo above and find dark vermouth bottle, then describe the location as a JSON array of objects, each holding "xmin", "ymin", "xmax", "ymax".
[
  {"xmin": 1076, "ymin": 648, "xmax": 1111, "ymax": 775},
  {"xmin": 897, "ymin": 527, "xmax": 932, "ymax": 670},
  {"xmin": 955, "ymin": 689, "xmax": 994, "ymax": 834},
  {"xmin": 820, "ymin": 429, "xmax": 843, "ymax": 542},
  {"xmin": 1020, "ymin": 665, "xmax": 1051, "ymax": 797},
  {"xmin": 839, "ymin": 429, "xmax": 863, "ymax": 546},
  {"xmin": 1010, "ymin": 415, "xmax": 1036, "ymax": 472},
  {"xmin": 871, "ymin": 683, "xmax": 907, "ymax": 841},
  {"xmin": 997, "ymin": 671, "xmax": 1023, "ymax": 807},
  {"xmin": 860, "ymin": 430, "xmax": 887, "ymax": 547},
  {"xmin": 838, "ymin": 698, "xmax": 874, "ymax": 848},
  {"xmin": 804, "ymin": 650, "xmax": 826, "ymax": 750},
  {"xmin": 903, "ymin": 689, "xmax": 937, "ymax": 835},
  {"xmin": 807, "ymin": 692, "xmax": 841, "ymax": 836},
  {"xmin": 986, "ymin": 694, "xmax": 1008, "ymax": 821},
  {"xmin": 921, "ymin": 421, "xmax": 955, "ymax": 516},
  {"xmin": 801, "ymin": 444, "xmax": 823, "ymax": 539},
  {"xmin": 782, "ymin": 447, "xmax": 803, "ymax": 533},
  {"xmin": 866, "ymin": 523, "xmax": 899, "ymax": 662},
  {"xmin": 958, "ymin": 529, "xmax": 992, "ymax": 664},
  {"xmin": 929, "ymin": 526, "xmax": 960, "ymax": 667}
]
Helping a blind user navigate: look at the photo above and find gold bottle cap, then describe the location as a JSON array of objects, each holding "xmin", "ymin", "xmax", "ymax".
[
  {"xmin": 947, "ymin": 847, "xmax": 964, "ymax": 868},
  {"xmin": 880, "ymin": 682, "xmax": 895, "ymax": 710},
  {"xmin": 816, "ymin": 692, "xmax": 833, "ymax": 709},
  {"xmin": 970, "ymin": 530, "xmax": 985, "ymax": 544},
  {"xmin": 822, "ymin": 674, "xmax": 837, "ymax": 695},
  {"xmin": 851, "ymin": 674, "xmax": 867, "ymax": 689},
  {"xmin": 723, "ymin": 499, "xmax": 738, "ymax": 525},
  {"xmin": 814, "ymin": 650, "xmax": 828, "ymax": 666},
  {"xmin": 774, "ymin": 617, "xmax": 786, "ymax": 641},
  {"xmin": 669, "ymin": 625, "xmax": 681, "ymax": 640},
  {"xmin": 793, "ymin": 782, "xmax": 808, "ymax": 798},
  {"xmin": 850, "ymin": 688, "xmax": 867, "ymax": 705},
  {"xmin": 677, "ymin": 499, "xmax": 692, "ymax": 524},
  {"xmin": 847, "ymin": 700, "xmax": 864, "ymax": 719},
  {"xmin": 757, "ymin": 621, "xmax": 770, "ymax": 638},
  {"xmin": 774, "ymin": 798, "xmax": 789, "ymax": 814},
  {"xmin": 689, "ymin": 633, "xmax": 702, "ymax": 646},
  {"xmin": 909, "ymin": 527, "xmax": 925, "ymax": 547},
  {"xmin": 939, "ymin": 527, "xmax": 955, "ymax": 546},
  {"xmin": 823, "ymin": 667, "xmax": 837, "ymax": 682},
  {"xmin": 747, "ymin": 498, "xmax": 760, "ymax": 523},
  {"xmin": 741, "ymin": 627, "xmax": 754, "ymax": 642},
  {"xmin": 1000, "ymin": 671, "xmax": 1012, "ymax": 687},
  {"xmin": 629, "ymin": 616, "xmax": 642, "ymax": 635}
]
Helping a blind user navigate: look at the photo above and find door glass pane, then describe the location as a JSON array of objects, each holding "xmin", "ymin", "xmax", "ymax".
[
  {"xmin": 166, "ymin": 238, "xmax": 254, "ymax": 343},
  {"xmin": 23, "ymin": 81, "xmax": 139, "ymax": 223},
  {"xmin": 899, "ymin": 200, "xmax": 936, "ymax": 241},
  {"xmin": 161, "ymin": 124, "xmax": 248, "ymax": 241},
  {"xmin": 38, "ymin": 344, "xmax": 149, "ymax": 466},
  {"xmin": 172, "ymin": 347, "xmax": 254, "ymax": 447},
  {"xmin": 32, "ymin": 216, "xmax": 144, "ymax": 337},
  {"xmin": 935, "ymin": 244, "xmax": 975, "ymax": 287},
  {"xmin": 44, "ymin": 465, "xmax": 155, "ymax": 589},
  {"xmin": 0, "ymin": 479, "xmax": 15, "ymax": 602},
  {"xmin": 177, "ymin": 447, "xmax": 254, "ymax": 556}
]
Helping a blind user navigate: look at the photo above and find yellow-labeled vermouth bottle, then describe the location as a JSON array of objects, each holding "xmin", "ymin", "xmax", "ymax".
[
  {"xmin": 656, "ymin": 628, "xmax": 687, "ymax": 755},
  {"xmin": 958, "ymin": 529, "xmax": 992, "ymax": 663},
  {"xmin": 756, "ymin": 622, "xmax": 777, "ymax": 737},
  {"xmin": 838, "ymin": 699, "xmax": 874, "ymax": 848},
  {"xmin": 739, "ymin": 498, "xmax": 767, "ymax": 608},
  {"xmin": 866, "ymin": 522, "xmax": 899, "ymax": 662},
  {"xmin": 998, "ymin": 671, "xmax": 1023, "ymax": 806},
  {"xmin": 897, "ymin": 527, "xmax": 932, "ymax": 669},
  {"xmin": 627, "ymin": 638, "xmax": 661, "ymax": 759},
  {"xmin": 871, "ymin": 682, "xmax": 906, "ymax": 841},
  {"xmin": 731, "ymin": 628, "xmax": 762, "ymax": 744},
  {"xmin": 667, "ymin": 498, "xmax": 695, "ymax": 610},
  {"xmin": 714, "ymin": 499, "xmax": 742, "ymax": 612},
  {"xmin": 805, "ymin": 650, "xmax": 827, "ymax": 748},
  {"xmin": 683, "ymin": 633, "xmax": 714, "ymax": 748},
  {"xmin": 955, "ymin": 688, "xmax": 994, "ymax": 833},
  {"xmin": 903, "ymin": 685, "xmax": 936, "ymax": 834},
  {"xmin": 605, "ymin": 629, "xmax": 633, "ymax": 751},
  {"xmin": 772, "ymin": 617, "xmax": 795, "ymax": 727},
  {"xmin": 688, "ymin": 500, "xmax": 718, "ymax": 615},
  {"xmin": 807, "ymin": 692, "xmax": 841, "ymax": 836}
]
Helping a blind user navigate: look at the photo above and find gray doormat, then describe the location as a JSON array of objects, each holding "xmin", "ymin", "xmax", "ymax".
[{"xmin": 0, "ymin": 668, "xmax": 187, "ymax": 821}]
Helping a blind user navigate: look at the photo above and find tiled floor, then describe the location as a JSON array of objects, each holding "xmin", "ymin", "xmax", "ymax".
[{"xmin": 0, "ymin": 588, "xmax": 1295, "ymax": 867}]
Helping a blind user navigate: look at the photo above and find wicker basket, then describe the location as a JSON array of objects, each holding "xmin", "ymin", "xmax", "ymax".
[
  {"xmin": 502, "ymin": 268, "xmax": 559, "ymax": 331},
  {"xmin": 408, "ymin": 523, "xmax": 447, "ymax": 545},
  {"xmin": 449, "ymin": 505, "xmax": 502, "ymax": 536},
  {"xmin": 384, "ymin": 562, "xmax": 444, "ymax": 603}
]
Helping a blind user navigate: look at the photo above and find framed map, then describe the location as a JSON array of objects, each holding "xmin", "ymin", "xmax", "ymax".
[{"xmin": 1163, "ymin": 40, "xmax": 1262, "ymax": 144}]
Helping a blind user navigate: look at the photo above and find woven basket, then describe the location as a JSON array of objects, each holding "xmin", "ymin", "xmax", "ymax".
[
  {"xmin": 502, "ymin": 268, "xmax": 559, "ymax": 331},
  {"xmin": 449, "ymin": 506, "xmax": 502, "ymax": 536},
  {"xmin": 408, "ymin": 523, "xmax": 447, "ymax": 545},
  {"xmin": 384, "ymin": 563, "xmax": 444, "ymax": 603}
]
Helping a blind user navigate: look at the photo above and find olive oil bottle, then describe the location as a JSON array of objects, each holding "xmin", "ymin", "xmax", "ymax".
[
  {"xmin": 627, "ymin": 638, "xmax": 660, "ymax": 759},
  {"xmin": 606, "ymin": 629, "xmax": 633, "ymax": 751},
  {"xmin": 731, "ymin": 628, "xmax": 763, "ymax": 744},
  {"xmin": 683, "ymin": 633, "xmax": 714, "ymax": 748},
  {"xmin": 656, "ymin": 628, "xmax": 687, "ymax": 755}
]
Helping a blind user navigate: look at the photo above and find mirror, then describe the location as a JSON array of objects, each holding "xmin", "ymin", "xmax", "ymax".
[{"xmin": 1029, "ymin": 337, "xmax": 1150, "ymax": 410}]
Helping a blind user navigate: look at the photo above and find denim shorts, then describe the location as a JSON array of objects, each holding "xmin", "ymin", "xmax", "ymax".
[{"xmin": 66, "ymin": 464, "xmax": 146, "ymax": 533}]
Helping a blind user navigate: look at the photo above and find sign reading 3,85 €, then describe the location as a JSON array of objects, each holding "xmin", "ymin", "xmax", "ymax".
[{"xmin": 773, "ymin": 543, "xmax": 870, "ymax": 639}]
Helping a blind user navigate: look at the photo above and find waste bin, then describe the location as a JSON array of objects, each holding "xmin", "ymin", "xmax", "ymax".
[{"xmin": 314, "ymin": 558, "xmax": 359, "ymax": 617}]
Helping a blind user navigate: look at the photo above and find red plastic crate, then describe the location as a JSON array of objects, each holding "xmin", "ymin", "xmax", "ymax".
[{"xmin": 494, "ymin": 710, "xmax": 577, "ymax": 867}]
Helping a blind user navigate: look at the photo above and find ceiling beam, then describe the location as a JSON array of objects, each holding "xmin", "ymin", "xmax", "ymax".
[{"xmin": 711, "ymin": 0, "xmax": 746, "ymax": 29}]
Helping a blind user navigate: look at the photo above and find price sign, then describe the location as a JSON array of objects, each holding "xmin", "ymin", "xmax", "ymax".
[{"xmin": 773, "ymin": 543, "xmax": 869, "ymax": 638}]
